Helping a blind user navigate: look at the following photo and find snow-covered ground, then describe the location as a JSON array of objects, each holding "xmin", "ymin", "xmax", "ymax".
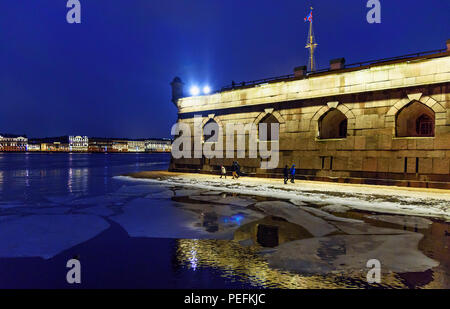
[{"xmin": 120, "ymin": 173, "xmax": 450, "ymax": 221}]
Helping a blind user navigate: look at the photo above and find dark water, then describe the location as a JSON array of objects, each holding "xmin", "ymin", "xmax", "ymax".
[
  {"xmin": 0, "ymin": 153, "xmax": 259, "ymax": 288},
  {"xmin": 0, "ymin": 153, "xmax": 448, "ymax": 289}
]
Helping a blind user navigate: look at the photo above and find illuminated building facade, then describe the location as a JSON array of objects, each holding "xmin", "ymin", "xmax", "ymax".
[
  {"xmin": 145, "ymin": 139, "xmax": 172, "ymax": 152},
  {"xmin": 0, "ymin": 134, "xmax": 28, "ymax": 152},
  {"xmin": 170, "ymin": 40, "xmax": 450, "ymax": 188},
  {"xmin": 127, "ymin": 140, "xmax": 146, "ymax": 152},
  {"xmin": 69, "ymin": 136, "xmax": 89, "ymax": 152}
]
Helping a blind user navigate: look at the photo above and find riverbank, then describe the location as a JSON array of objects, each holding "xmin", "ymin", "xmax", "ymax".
[{"xmin": 123, "ymin": 171, "xmax": 450, "ymax": 221}]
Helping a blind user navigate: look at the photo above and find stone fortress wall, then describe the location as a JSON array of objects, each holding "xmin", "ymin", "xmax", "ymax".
[{"xmin": 170, "ymin": 40, "xmax": 450, "ymax": 188}]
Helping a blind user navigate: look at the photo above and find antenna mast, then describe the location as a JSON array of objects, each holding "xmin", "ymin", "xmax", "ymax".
[{"xmin": 305, "ymin": 7, "xmax": 318, "ymax": 71}]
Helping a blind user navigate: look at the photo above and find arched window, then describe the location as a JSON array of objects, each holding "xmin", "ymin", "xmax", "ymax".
[
  {"xmin": 203, "ymin": 119, "xmax": 219, "ymax": 142},
  {"xmin": 396, "ymin": 101, "xmax": 435, "ymax": 137},
  {"xmin": 258, "ymin": 114, "xmax": 280, "ymax": 141},
  {"xmin": 319, "ymin": 109, "xmax": 348, "ymax": 139}
]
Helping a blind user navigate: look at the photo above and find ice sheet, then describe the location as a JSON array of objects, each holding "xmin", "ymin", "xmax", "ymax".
[
  {"xmin": 0, "ymin": 215, "xmax": 110, "ymax": 259},
  {"xmin": 264, "ymin": 233, "xmax": 439, "ymax": 274},
  {"xmin": 118, "ymin": 175, "xmax": 450, "ymax": 221}
]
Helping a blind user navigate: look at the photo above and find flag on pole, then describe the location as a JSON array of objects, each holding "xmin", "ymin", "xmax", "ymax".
[{"xmin": 304, "ymin": 11, "xmax": 313, "ymax": 22}]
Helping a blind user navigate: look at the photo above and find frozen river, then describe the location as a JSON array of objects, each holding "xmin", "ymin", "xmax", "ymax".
[{"xmin": 0, "ymin": 153, "xmax": 448, "ymax": 288}]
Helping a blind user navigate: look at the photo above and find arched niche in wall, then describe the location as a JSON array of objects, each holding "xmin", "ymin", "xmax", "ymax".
[
  {"xmin": 258, "ymin": 113, "xmax": 280, "ymax": 141},
  {"xmin": 396, "ymin": 101, "xmax": 435, "ymax": 137},
  {"xmin": 318, "ymin": 109, "xmax": 348, "ymax": 139}
]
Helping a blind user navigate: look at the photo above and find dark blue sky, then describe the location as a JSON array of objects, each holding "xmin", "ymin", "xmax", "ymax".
[{"xmin": 0, "ymin": 0, "xmax": 449, "ymax": 138}]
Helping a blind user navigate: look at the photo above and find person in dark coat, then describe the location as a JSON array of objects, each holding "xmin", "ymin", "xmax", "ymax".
[
  {"xmin": 290, "ymin": 164, "xmax": 296, "ymax": 183},
  {"xmin": 283, "ymin": 165, "xmax": 289, "ymax": 184},
  {"xmin": 232, "ymin": 161, "xmax": 238, "ymax": 179}
]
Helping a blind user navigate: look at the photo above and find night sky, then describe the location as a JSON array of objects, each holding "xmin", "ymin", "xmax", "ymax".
[{"xmin": 0, "ymin": 0, "xmax": 449, "ymax": 138}]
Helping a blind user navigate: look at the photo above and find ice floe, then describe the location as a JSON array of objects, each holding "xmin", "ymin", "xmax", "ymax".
[
  {"xmin": 173, "ymin": 189, "xmax": 205, "ymax": 197},
  {"xmin": 263, "ymin": 233, "xmax": 439, "ymax": 274},
  {"xmin": 113, "ymin": 184, "xmax": 160, "ymax": 197},
  {"xmin": 0, "ymin": 215, "xmax": 110, "ymax": 259},
  {"xmin": 77, "ymin": 205, "xmax": 116, "ymax": 217},
  {"xmin": 365, "ymin": 215, "xmax": 433, "ymax": 229},
  {"xmin": 144, "ymin": 190, "xmax": 174, "ymax": 199},
  {"xmin": 110, "ymin": 198, "xmax": 216, "ymax": 239},
  {"xmin": 253, "ymin": 201, "xmax": 337, "ymax": 237},
  {"xmin": 299, "ymin": 206, "xmax": 363, "ymax": 223},
  {"xmin": 189, "ymin": 195, "xmax": 257, "ymax": 207},
  {"xmin": 334, "ymin": 221, "xmax": 412, "ymax": 235},
  {"xmin": 110, "ymin": 196, "xmax": 265, "ymax": 240}
]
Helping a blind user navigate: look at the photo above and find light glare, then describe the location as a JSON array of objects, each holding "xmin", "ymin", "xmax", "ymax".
[
  {"xmin": 203, "ymin": 86, "xmax": 211, "ymax": 94},
  {"xmin": 190, "ymin": 86, "xmax": 200, "ymax": 96}
]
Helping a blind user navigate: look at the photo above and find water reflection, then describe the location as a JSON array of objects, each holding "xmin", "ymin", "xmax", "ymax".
[
  {"xmin": 234, "ymin": 216, "xmax": 313, "ymax": 248},
  {"xmin": 176, "ymin": 206, "xmax": 450, "ymax": 289},
  {"xmin": 67, "ymin": 168, "xmax": 89, "ymax": 193},
  {"xmin": 188, "ymin": 239, "xmax": 199, "ymax": 271},
  {"xmin": 176, "ymin": 239, "xmax": 407, "ymax": 289}
]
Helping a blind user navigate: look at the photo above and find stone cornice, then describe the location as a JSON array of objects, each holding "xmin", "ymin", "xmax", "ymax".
[{"xmin": 177, "ymin": 54, "xmax": 450, "ymax": 114}]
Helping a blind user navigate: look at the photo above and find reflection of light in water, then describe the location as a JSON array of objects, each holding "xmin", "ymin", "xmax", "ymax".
[
  {"xmin": 187, "ymin": 239, "xmax": 199, "ymax": 271},
  {"xmin": 104, "ymin": 166, "xmax": 108, "ymax": 189},
  {"xmin": 0, "ymin": 171, "xmax": 3, "ymax": 192},
  {"xmin": 176, "ymin": 239, "xmax": 406, "ymax": 289},
  {"xmin": 68, "ymin": 168, "xmax": 73, "ymax": 193},
  {"xmin": 25, "ymin": 169, "xmax": 30, "ymax": 187},
  {"xmin": 223, "ymin": 214, "xmax": 244, "ymax": 226},
  {"xmin": 67, "ymin": 168, "xmax": 89, "ymax": 193}
]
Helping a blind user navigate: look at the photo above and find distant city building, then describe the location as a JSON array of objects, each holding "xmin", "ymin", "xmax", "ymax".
[
  {"xmin": 69, "ymin": 136, "xmax": 89, "ymax": 152},
  {"xmin": 128, "ymin": 140, "xmax": 146, "ymax": 152},
  {"xmin": 88, "ymin": 137, "xmax": 113, "ymax": 152},
  {"xmin": 88, "ymin": 138, "xmax": 171, "ymax": 153},
  {"xmin": 0, "ymin": 134, "xmax": 28, "ymax": 152},
  {"xmin": 29, "ymin": 136, "xmax": 75, "ymax": 152},
  {"xmin": 111, "ymin": 140, "xmax": 128, "ymax": 152},
  {"xmin": 1, "ymin": 135, "xmax": 171, "ymax": 153},
  {"xmin": 27, "ymin": 142, "xmax": 41, "ymax": 152},
  {"xmin": 145, "ymin": 139, "xmax": 172, "ymax": 152}
]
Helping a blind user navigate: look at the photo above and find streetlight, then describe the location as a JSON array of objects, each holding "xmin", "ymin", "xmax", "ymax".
[
  {"xmin": 203, "ymin": 85, "xmax": 211, "ymax": 94},
  {"xmin": 189, "ymin": 86, "xmax": 200, "ymax": 96}
]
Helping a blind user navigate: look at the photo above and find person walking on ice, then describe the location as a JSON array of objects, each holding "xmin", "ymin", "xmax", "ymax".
[
  {"xmin": 232, "ymin": 161, "xmax": 238, "ymax": 179},
  {"xmin": 283, "ymin": 165, "xmax": 289, "ymax": 184},
  {"xmin": 220, "ymin": 165, "xmax": 227, "ymax": 179},
  {"xmin": 290, "ymin": 164, "xmax": 296, "ymax": 183}
]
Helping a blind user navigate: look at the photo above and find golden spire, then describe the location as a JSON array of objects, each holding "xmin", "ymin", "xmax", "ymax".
[{"xmin": 305, "ymin": 6, "xmax": 318, "ymax": 71}]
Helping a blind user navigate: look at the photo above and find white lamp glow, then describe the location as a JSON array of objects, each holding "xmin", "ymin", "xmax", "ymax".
[
  {"xmin": 190, "ymin": 86, "xmax": 200, "ymax": 96},
  {"xmin": 203, "ymin": 86, "xmax": 211, "ymax": 94}
]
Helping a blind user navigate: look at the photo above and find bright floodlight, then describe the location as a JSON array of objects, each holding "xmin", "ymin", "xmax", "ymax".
[
  {"xmin": 190, "ymin": 86, "xmax": 200, "ymax": 96},
  {"xmin": 203, "ymin": 86, "xmax": 211, "ymax": 94}
]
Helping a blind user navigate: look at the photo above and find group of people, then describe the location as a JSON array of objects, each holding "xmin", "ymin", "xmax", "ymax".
[
  {"xmin": 220, "ymin": 162, "xmax": 296, "ymax": 184},
  {"xmin": 220, "ymin": 161, "xmax": 242, "ymax": 179}
]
